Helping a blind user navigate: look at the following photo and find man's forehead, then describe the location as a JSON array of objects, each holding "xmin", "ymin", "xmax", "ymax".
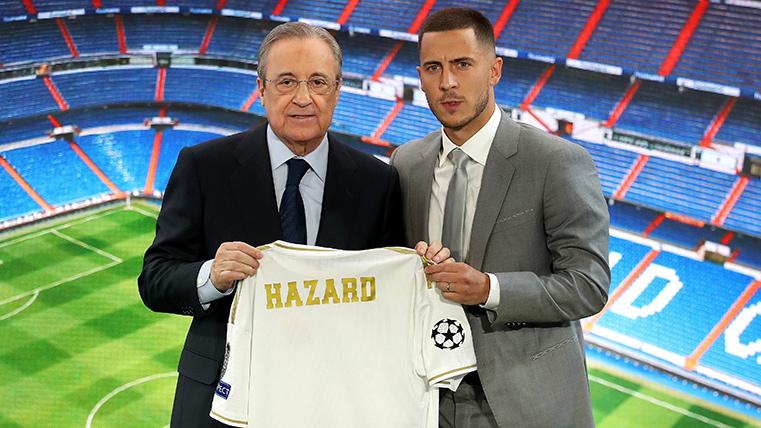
[
  {"xmin": 266, "ymin": 37, "xmax": 338, "ymax": 75},
  {"xmin": 419, "ymin": 28, "xmax": 483, "ymax": 58}
]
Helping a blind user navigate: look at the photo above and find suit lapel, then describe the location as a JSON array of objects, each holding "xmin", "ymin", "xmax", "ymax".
[
  {"xmin": 467, "ymin": 112, "xmax": 521, "ymax": 270},
  {"xmin": 229, "ymin": 123, "xmax": 282, "ymax": 245},
  {"xmin": 315, "ymin": 134, "xmax": 356, "ymax": 249},
  {"xmin": 408, "ymin": 132, "xmax": 441, "ymax": 243}
]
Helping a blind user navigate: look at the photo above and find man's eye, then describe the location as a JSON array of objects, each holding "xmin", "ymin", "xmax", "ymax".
[
  {"xmin": 425, "ymin": 65, "xmax": 439, "ymax": 72},
  {"xmin": 457, "ymin": 62, "xmax": 471, "ymax": 69},
  {"xmin": 278, "ymin": 79, "xmax": 297, "ymax": 87},
  {"xmin": 310, "ymin": 78, "xmax": 328, "ymax": 87}
]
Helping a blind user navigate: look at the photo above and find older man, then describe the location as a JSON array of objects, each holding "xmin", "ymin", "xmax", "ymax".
[
  {"xmin": 393, "ymin": 8, "xmax": 611, "ymax": 428},
  {"xmin": 139, "ymin": 22, "xmax": 404, "ymax": 427}
]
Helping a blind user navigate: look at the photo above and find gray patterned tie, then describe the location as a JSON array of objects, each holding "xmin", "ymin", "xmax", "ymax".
[{"xmin": 441, "ymin": 148, "xmax": 469, "ymax": 261}]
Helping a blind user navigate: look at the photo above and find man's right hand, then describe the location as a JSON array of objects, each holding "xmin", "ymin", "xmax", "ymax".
[{"xmin": 210, "ymin": 242, "xmax": 263, "ymax": 291}]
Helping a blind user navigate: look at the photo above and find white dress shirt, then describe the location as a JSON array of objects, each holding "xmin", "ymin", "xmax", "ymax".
[
  {"xmin": 196, "ymin": 125, "xmax": 329, "ymax": 308},
  {"xmin": 428, "ymin": 107, "xmax": 502, "ymax": 310}
]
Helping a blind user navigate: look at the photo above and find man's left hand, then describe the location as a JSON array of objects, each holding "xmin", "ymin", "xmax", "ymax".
[{"xmin": 425, "ymin": 262, "xmax": 490, "ymax": 305}]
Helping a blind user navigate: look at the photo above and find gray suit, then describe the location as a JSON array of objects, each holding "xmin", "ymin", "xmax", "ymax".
[{"xmin": 390, "ymin": 110, "xmax": 610, "ymax": 428}]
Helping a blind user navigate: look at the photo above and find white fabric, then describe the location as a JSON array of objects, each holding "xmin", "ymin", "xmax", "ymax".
[{"xmin": 210, "ymin": 241, "xmax": 477, "ymax": 428}]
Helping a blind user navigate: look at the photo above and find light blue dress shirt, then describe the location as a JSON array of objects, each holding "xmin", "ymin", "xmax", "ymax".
[{"xmin": 196, "ymin": 125, "xmax": 329, "ymax": 308}]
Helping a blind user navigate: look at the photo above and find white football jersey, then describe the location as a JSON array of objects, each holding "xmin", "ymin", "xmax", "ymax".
[{"xmin": 210, "ymin": 241, "xmax": 477, "ymax": 428}]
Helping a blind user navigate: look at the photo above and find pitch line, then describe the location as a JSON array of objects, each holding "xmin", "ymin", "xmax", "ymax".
[
  {"xmin": 126, "ymin": 205, "xmax": 158, "ymax": 219},
  {"xmin": 85, "ymin": 371, "xmax": 177, "ymax": 428},
  {"xmin": 0, "ymin": 208, "xmax": 122, "ymax": 249},
  {"xmin": 51, "ymin": 229, "xmax": 122, "ymax": 263},
  {"xmin": 589, "ymin": 375, "xmax": 731, "ymax": 427},
  {"xmin": 0, "ymin": 291, "xmax": 38, "ymax": 321},
  {"xmin": 0, "ymin": 260, "xmax": 119, "ymax": 307}
]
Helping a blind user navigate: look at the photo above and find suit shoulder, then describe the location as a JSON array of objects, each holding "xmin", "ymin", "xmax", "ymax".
[
  {"xmin": 516, "ymin": 123, "xmax": 591, "ymax": 161},
  {"xmin": 186, "ymin": 129, "xmax": 249, "ymax": 158},
  {"xmin": 391, "ymin": 129, "xmax": 439, "ymax": 165}
]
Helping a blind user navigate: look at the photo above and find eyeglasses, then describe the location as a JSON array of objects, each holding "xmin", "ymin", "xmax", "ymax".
[{"xmin": 264, "ymin": 76, "xmax": 340, "ymax": 95}]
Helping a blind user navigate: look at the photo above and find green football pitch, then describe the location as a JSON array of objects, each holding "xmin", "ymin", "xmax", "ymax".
[{"xmin": 0, "ymin": 203, "xmax": 756, "ymax": 427}]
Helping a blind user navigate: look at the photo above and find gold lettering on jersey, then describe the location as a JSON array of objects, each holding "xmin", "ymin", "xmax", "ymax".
[
  {"xmin": 285, "ymin": 281, "xmax": 304, "ymax": 307},
  {"xmin": 264, "ymin": 277, "xmax": 377, "ymax": 309},
  {"xmin": 304, "ymin": 279, "xmax": 320, "ymax": 306},
  {"xmin": 265, "ymin": 283, "xmax": 283, "ymax": 309},
  {"xmin": 342, "ymin": 278, "xmax": 359, "ymax": 303},
  {"xmin": 322, "ymin": 279, "xmax": 340, "ymax": 304},
  {"xmin": 360, "ymin": 277, "xmax": 376, "ymax": 302}
]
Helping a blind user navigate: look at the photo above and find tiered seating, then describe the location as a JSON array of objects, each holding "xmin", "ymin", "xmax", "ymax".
[
  {"xmin": 346, "ymin": 0, "xmax": 423, "ymax": 32},
  {"xmin": 597, "ymin": 239, "xmax": 755, "ymax": 369},
  {"xmin": 382, "ymin": 103, "xmax": 439, "ymax": 145},
  {"xmin": 0, "ymin": 0, "xmax": 27, "ymax": 17},
  {"xmin": 649, "ymin": 218, "xmax": 727, "ymax": 250},
  {"xmin": 223, "ymin": 0, "xmax": 272, "ymax": 12},
  {"xmin": 0, "ymin": 20, "xmax": 71, "ymax": 65},
  {"xmin": 580, "ymin": 0, "xmax": 692, "ymax": 73},
  {"xmin": 0, "ymin": 165, "xmax": 41, "ymax": 222},
  {"xmin": 715, "ymin": 98, "xmax": 761, "ymax": 148},
  {"xmin": 206, "ymin": 17, "xmax": 270, "ymax": 61},
  {"xmin": 154, "ymin": 129, "xmax": 222, "ymax": 192},
  {"xmin": 335, "ymin": 32, "xmax": 393, "ymax": 77},
  {"xmin": 497, "ymin": 0, "xmax": 597, "ymax": 58},
  {"xmin": 534, "ymin": 67, "xmax": 629, "ymax": 121},
  {"xmin": 0, "ymin": 116, "xmax": 55, "ymax": 145},
  {"xmin": 626, "ymin": 156, "xmax": 736, "ymax": 222},
  {"xmin": 384, "ymin": 42, "xmax": 419, "ymax": 79},
  {"xmin": 53, "ymin": 67, "xmax": 156, "ymax": 107},
  {"xmin": 58, "ymin": 106, "xmax": 161, "ymax": 128},
  {"xmin": 66, "ymin": 15, "xmax": 119, "ymax": 56},
  {"xmin": 1, "ymin": 140, "xmax": 109, "ymax": 205},
  {"xmin": 122, "ymin": 14, "xmax": 207, "ymax": 52},
  {"xmin": 332, "ymin": 92, "xmax": 395, "ymax": 137},
  {"xmin": 0, "ymin": 78, "xmax": 60, "ymax": 121},
  {"xmin": 733, "ymin": 234, "xmax": 761, "ymax": 269},
  {"xmin": 494, "ymin": 58, "xmax": 547, "ymax": 108},
  {"xmin": 571, "ymin": 139, "xmax": 638, "ymax": 196},
  {"xmin": 280, "ymin": 0, "xmax": 346, "ymax": 21},
  {"xmin": 607, "ymin": 235, "xmax": 652, "ymax": 285},
  {"xmin": 672, "ymin": 3, "xmax": 761, "ymax": 90},
  {"xmin": 616, "ymin": 81, "xmax": 726, "ymax": 145},
  {"xmin": 724, "ymin": 178, "xmax": 761, "ymax": 237},
  {"xmin": 76, "ymin": 131, "xmax": 155, "ymax": 193},
  {"xmin": 164, "ymin": 67, "xmax": 259, "ymax": 110},
  {"xmin": 608, "ymin": 202, "xmax": 658, "ymax": 235},
  {"xmin": 700, "ymin": 288, "xmax": 761, "ymax": 388},
  {"xmin": 33, "ymin": 0, "xmax": 89, "ymax": 11}
]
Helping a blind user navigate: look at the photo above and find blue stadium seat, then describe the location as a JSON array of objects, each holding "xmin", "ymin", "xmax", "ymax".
[
  {"xmin": 0, "ymin": 78, "xmax": 60, "ymax": 121},
  {"xmin": 164, "ymin": 67, "xmax": 258, "ymax": 110},
  {"xmin": 65, "ymin": 15, "xmax": 119, "ymax": 56},
  {"xmin": 534, "ymin": 66, "xmax": 629, "ymax": 121},
  {"xmin": 0, "ymin": 160, "xmax": 42, "ymax": 221},
  {"xmin": 724, "ymin": 177, "xmax": 761, "ymax": 237},
  {"xmin": 346, "ymin": 0, "xmax": 423, "ymax": 32},
  {"xmin": 715, "ymin": 98, "xmax": 761, "ymax": 148},
  {"xmin": 53, "ymin": 67, "xmax": 156, "ymax": 108},
  {"xmin": 280, "ymin": 0, "xmax": 346, "ymax": 22},
  {"xmin": 76, "ymin": 130, "xmax": 154, "ymax": 193},
  {"xmin": 332, "ymin": 92, "xmax": 395, "ymax": 137},
  {"xmin": 382, "ymin": 103, "xmax": 439, "ymax": 145},
  {"xmin": 0, "ymin": 20, "xmax": 71, "ymax": 65},
  {"xmin": 571, "ymin": 138, "xmax": 638, "ymax": 196}
]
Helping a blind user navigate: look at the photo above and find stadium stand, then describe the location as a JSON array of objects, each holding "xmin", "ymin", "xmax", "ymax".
[
  {"xmin": 346, "ymin": 0, "xmax": 424, "ymax": 32},
  {"xmin": 615, "ymin": 81, "xmax": 727, "ymax": 146},
  {"xmin": 625, "ymin": 156, "xmax": 736, "ymax": 223},
  {"xmin": 715, "ymin": 97, "xmax": 761, "ymax": 148},
  {"xmin": 672, "ymin": 2, "xmax": 761, "ymax": 90},
  {"xmin": 0, "ymin": 77, "xmax": 61, "ymax": 121},
  {"xmin": 332, "ymin": 91, "xmax": 395, "ymax": 137},
  {"xmin": 280, "ymin": 0, "xmax": 347, "ymax": 22},
  {"xmin": 65, "ymin": 15, "xmax": 120, "ymax": 56},
  {"xmin": 53, "ymin": 67, "xmax": 156, "ymax": 108},
  {"xmin": 533, "ymin": 67, "xmax": 629, "ymax": 122},
  {"xmin": 496, "ymin": 0, "xmax": 598, "ymax": 58},
  {"xmin": 0, "ymin": 20, "xmax": 71, "ymax": 66},
  {"xmin": 206, "ymin": 17, "xmax": 270, "ymax": 61},
  {"xmin": 724, "ymin": 178, "xmax": 761, "ymax": 237},
  {"xmin": 164, "ymin": 67, "xmax": 259, "ymax": 110},
  {"xmin": 0, "ymin": 161, "xmax": 42, "ymax": 222},
  {"xmin": 76, "ymin": 130, "xmax": 154, "ymax": 193},
  {"xmin": 381, "ymin": 103, "xmax": 439, "ymax": 146},
  {"xmin": 571, "ymin": 138, "xmax": 639, "ymax": 197},
  {"xmin": 122, "ymin": 14, "xmax": 208, "ymax": 52},
  {"xmin": 579, "ymin": 0, "xmax": 693, "ymax": 73}
]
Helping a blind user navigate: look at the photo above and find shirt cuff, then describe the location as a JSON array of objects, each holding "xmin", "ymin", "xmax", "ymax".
[
  {"xmin": 480, "ymin": 273, "xmax": 500, "ymax": 310},
  {"xmin": 197, "ymin": 259, "xmax": 235, "ymax": 310}
]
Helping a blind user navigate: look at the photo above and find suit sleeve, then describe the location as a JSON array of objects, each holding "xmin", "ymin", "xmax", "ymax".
[
  {"xmin": 380, "ymin": 163, "xmax": 405, "ymax": 247},
  {"xmin": 138, "ymin": 146, "xmax": 210, "ymax": 317},
  {"xmin": 491, "ymin": 144, "xmax": 610, "ymax": 325}
]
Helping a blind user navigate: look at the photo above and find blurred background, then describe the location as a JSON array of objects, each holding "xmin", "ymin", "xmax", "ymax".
[{"xmin": 0, "ymin": 0, "xmax": 759, "ymax": 426}]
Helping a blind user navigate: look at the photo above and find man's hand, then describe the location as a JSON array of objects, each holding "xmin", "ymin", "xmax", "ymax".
[
  {"xmin": 210, "ymin": 242, "xmax": 263, "ymax": 292},
  {"xmin": 425, "ymin": 262, "xmax": 490, "ymax": 305},
  {"xmin": 415, "ymin": 240, "xmax": 454, "ymax": 264}
]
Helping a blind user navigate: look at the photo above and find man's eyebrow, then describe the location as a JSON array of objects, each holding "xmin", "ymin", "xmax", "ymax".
[
  {"xmin": 273, "ymin": 72, "xmax": 296, "ymax": 79},
  {"xmin": 310, "ymin": 72, "xmax": 331, "ymax": 79},
  {"xmin": 421, "ymin": 60, "xmax": 442, "ymax": 67},
  {"xmin": 450, "ymin": 57, "xmax": 474, "ymax": 63}
]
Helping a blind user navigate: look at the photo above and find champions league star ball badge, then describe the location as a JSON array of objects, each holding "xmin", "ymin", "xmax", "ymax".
[{"xmin": 431, "ymin": 318, "xmax": 465, "ymax": 350}]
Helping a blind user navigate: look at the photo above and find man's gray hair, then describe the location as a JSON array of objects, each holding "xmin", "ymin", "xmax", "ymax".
[{"xmin": 257, "ymin": 22, "xmax": 343, "ymax": 81}]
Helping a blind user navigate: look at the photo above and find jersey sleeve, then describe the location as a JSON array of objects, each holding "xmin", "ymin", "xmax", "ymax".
[
  {"xmin": 210, "ymin": 276, "xmax": 255, "ymax": 427},
  {"xmin": 414, "ymin": 257, "xmax": 478, "ymax": 389}
]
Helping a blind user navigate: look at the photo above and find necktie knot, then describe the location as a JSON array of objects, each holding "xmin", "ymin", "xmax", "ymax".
[
  {"xmin": 449, "ymin": 148, "xmax": 469, "ymax": 169},
  {"xmin": 286, "ymin": 158, "xmax": 310, "ymax": 186}
]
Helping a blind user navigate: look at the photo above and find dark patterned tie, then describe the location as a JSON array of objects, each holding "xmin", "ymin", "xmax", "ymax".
[{"xmin": 279, "ymin": 158, "xmax": 310, "ymax": 244}]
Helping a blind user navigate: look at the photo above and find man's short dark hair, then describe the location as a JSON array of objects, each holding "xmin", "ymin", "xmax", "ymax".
[{"xmin": 418, "ymin": 7, "xmax": 495, "ymax": 54}]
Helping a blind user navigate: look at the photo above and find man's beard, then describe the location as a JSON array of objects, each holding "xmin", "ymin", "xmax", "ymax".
[{"xmin": 432, "ymin": 88, "xmax": 490, "ymax": 131}]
